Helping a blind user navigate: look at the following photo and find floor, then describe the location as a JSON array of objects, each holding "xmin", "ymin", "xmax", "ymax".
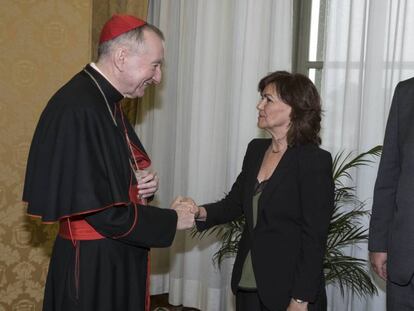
[{"xmin": 150, "ymin": 294, "xmax": 200, "ymax": 311}]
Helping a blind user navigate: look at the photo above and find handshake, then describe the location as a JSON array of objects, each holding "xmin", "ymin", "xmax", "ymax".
[
  {"xmin": 170, "ymin": 196, "xmax": 202, "ymax": 230},
  {"xmin": 135, "ymin": 170, "xmax": 205, "ymax": 230}
]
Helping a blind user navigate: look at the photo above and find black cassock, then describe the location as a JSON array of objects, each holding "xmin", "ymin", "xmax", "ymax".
[{"xmin": 23, "ymin": 64, "xmax": 177, "ymax": 311}]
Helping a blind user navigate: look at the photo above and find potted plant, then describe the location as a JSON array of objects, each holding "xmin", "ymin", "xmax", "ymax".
[{"xmin": 192, "ymin": 145, "xmax": 382, "ymax": 297}]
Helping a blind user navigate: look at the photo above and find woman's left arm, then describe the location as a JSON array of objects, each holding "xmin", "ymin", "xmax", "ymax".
[{"xmin": 291, "ymin": 148, "xmax": 335, "ymax": 303}]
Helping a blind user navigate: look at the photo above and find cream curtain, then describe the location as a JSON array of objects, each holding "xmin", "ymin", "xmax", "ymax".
[
  {"xmin": 138, "ymin": 1, "xmax": 293, "ymax": 310},
  {"xmin": 138, "ymin": 0, "xmax": 414, "ymax": 310},
  {"xmin": 321, "ymin": 0, "xmax": 414, "ymax": 310}
]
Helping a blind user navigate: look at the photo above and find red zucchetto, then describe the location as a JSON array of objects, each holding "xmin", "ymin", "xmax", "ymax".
[{"xmin": 99, "ymin": 14, "xmax": 146, "ymax": 44}]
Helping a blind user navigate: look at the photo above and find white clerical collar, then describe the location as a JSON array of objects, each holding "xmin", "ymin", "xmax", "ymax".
[{"xmin": 89, "ymin": 62, "xmax": 124, "ymax": 97}]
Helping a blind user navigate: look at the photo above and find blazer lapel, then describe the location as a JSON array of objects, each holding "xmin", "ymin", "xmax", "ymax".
[
  {"xmin": 258, "ymin": 146, "xmax": 297, "ymax": 210},
  {"xmin": 244, "ymin": 140, "xmax": 271, "ymax": 230}
]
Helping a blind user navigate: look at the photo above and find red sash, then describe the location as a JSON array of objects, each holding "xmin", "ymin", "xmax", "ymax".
[{"xmin": 59, "ymin": 217, "xmax": 104, "ymax": 240}]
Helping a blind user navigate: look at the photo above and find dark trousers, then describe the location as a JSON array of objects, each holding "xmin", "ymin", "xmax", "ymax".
[
  {"xmin": 236, "ymin": 288, "xmax": 327, "ymax": 311},
  {"xmin": 387, "ymin": 277, "xmax": 414, "ymax": 311}
]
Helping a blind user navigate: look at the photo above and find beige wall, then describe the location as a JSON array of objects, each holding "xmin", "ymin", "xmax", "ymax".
[{"xmin": 0, "ymin": 1, "xmax": 92, "ymax": 310}]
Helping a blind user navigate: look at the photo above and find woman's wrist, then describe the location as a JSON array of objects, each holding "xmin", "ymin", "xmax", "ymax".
[
  {"xmin": 194, "ymin": 206, "xmax": 200, "ymax": 219},
  {"xmin": 195, "ymin": 206, "xmax": 207, "ymax": 221}
]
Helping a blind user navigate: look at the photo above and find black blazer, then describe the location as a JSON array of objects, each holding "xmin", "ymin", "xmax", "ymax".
[
  {"xmin": 197, "ymin": 139, "xmax": 334, "ymax": 310},
  {"xmin": 369, "ymin": 77, "xmax": 414, "ymax": 285}
]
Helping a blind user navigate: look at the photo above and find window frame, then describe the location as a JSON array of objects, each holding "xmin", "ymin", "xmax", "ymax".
[{"xmin": 292, "ymin": 0, "xmax": 327, "ymax": 89}]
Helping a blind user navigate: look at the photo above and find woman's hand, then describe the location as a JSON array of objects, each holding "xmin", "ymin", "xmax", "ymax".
[{"xmin": 286, "ymin": 298, "xmax": 308, "ymax": 311}]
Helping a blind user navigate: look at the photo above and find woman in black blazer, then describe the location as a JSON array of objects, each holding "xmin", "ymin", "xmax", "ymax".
[{"xmin": 192, "ymin": 71, "xmax": 334, "ymax": 311}]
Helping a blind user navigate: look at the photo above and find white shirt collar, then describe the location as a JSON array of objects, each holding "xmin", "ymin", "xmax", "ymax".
[{"xmin": 89, "ymin": 62, "xmax": 124, "ymax": 97}]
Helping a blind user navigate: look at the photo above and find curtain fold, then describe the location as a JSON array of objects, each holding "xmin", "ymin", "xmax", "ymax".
[
  {"xmin": 141, "ymin": 1, "xmax": 292, "ymax": 310},
  {"xmin": 321, "ymin": 1, "xmax": 414, "ymax": 310}
]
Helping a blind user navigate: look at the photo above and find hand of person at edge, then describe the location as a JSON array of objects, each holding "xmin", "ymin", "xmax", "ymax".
[
  {"xmin": 171, "ymin": 196, "xmax": 196, "ymax": 230},
  {"xmin": 136, "ymin": 168, "xmax": 159, "ymax": 199},
  {"xmin": 286, "ymin": 299, "xmax": 308, "ymax": 311},
  {"xmin": 369, "ymin": 251, "xmax": 388, "ymax": 280}
]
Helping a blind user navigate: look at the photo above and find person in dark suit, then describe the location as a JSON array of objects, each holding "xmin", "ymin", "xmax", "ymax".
[
  {"xmin": 188, "ymin": 71, "xmax": 334, "ymax": 311},
  {"xmin": 369, "ymin": 77, "xmax": 414, "ymax": 311}
]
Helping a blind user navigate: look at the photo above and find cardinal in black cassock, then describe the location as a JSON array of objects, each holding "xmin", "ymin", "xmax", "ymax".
[{"xmin": 23, "ymin": 15, "xmax": 180, "ymax": 311}]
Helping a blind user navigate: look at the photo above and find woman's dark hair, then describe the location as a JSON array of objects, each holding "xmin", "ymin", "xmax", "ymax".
[{"xmin": 258, "ymin": 71, "xmax": 322, "ymax": 146}]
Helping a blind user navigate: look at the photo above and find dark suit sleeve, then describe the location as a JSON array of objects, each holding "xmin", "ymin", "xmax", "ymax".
[
  {"xmin": 291, "ymin": 149, "xmax": 334, "ymax": 302},
  {"xmin": 86, "ymin": 204, "xmax": 178, "ymax": 248},
  {"xmin": 196, "ymin": 141, "xmax": 253, "ymax": 231},
  {"xmin": 368, "ymin": 83, "xmax": 401, "ymax": 252}
]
